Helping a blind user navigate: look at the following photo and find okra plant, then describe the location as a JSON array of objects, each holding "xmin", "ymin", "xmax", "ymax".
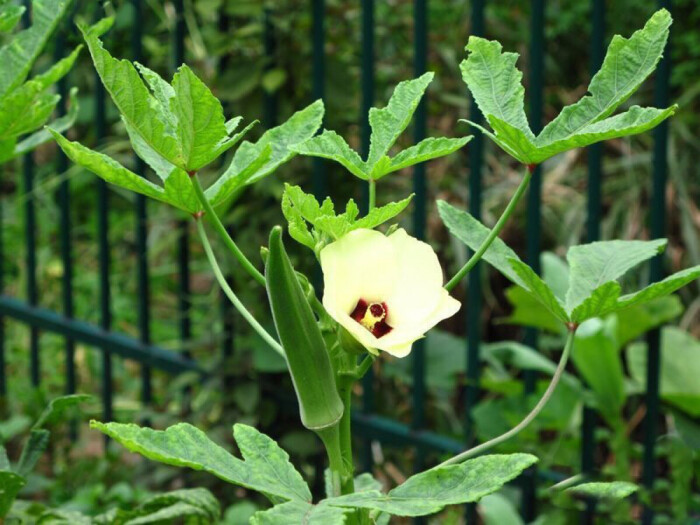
[{"xmin": 49, "ymin": 9, "xmax": 699, "ymax": 523}]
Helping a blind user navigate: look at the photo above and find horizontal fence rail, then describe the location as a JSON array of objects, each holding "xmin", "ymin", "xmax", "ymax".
[{"xmin": 0, "ymin": 0, "xmax": 674, "ymax": 522}]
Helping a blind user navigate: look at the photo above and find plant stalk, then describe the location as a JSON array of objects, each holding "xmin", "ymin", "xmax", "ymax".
[
  {"xmin": 318, "ymin": 424, "xmax": 352, "ymax": 497},
  {"xmin": 195, "ymin": 219, "xmax": 284, "ymax": 357},
  {"xmin": 444, "ymin": 167, "xmax": 533, "ymax": 292},
  {"xmin": 368, "ymin": 179, "xmax": 376, "ymax": 211},
  {"xmin": 190, "ymin": 174, "xmax": 266, "ymax": 287},
  {"xmin": 437, "ymin": 328, "xmax": 575, "ymax": 466},
  {"xmin": 337, "ymin": 378, "xmax": 356, "ymax": 494}
]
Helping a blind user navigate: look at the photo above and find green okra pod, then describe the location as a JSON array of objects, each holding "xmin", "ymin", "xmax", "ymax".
[{"xmin": 265, "ymin": 226, "xmax": 344, "ymax": 431}]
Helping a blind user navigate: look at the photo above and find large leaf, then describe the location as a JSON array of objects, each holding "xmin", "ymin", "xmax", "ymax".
[
  {"xmin": 538, "ymin": 10, "xmax": 671, "ymax": 146},
  {"xmin": 460, "ymin": 10, "xmax": 675, "ymax": 164},
  {"xmin": 440, "ymin": 202, "xmax": 697, "ymax": 328},
  {"xmin": 91, "ymin": 422, "xmax": 312, "ymax": 503},
  {"xmin": 207, "ymin": 100, "xmax": 324, "ymax": 207},
  {"xmin": 250, "ymin": 501, "xmax": 349, "ymax": 525},
  {"xmin": 0, "ymin": 0, "xmax": 72, "ymax": 97},
  {"xmin": 325, "ymin": 454, "xmax": 537, "ymax": 516},
  {"xmin": 627, "ymin": 327, "xmax": 700, "ymax": 417}
]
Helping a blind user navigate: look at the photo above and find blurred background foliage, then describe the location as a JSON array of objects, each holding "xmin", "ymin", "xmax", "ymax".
[{"xmin": 0, "ymin": 0, "xmax": 698, "ymax": 522}]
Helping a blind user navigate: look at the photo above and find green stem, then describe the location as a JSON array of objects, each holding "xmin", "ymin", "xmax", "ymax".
[
  {"xmin": 444, "ymin": 167, "xmax": 533, "ymax": 292},
  {"xmin": 337, "ymin": 378, "xmax": 355, "ymax": 494},
  {"xmin": 191, "ymin": 174, "xmax": 266, "ymax": 287},
  {"xmin": 195, "ymin": 219, "xmax": 284, "ymax": 357},
  {"xmin": 318, "ymin": 424, "xmax": 351, "ymax": 497},
  {"xmin": 355, "ymin": 354, "xmax": 374, "ymax": 379},
  {"xmin": 368, "ymin": 179, "xmax": 376, "ymax": 211},
  {"xmin": 437, "ymin": 329, "xmax": 575, "ymax": 466}
]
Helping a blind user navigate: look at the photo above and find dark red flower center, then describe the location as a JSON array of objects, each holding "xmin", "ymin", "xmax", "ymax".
[{"xmin": 350, "ymin": 299, "xmax": 393, "ymax": 338}]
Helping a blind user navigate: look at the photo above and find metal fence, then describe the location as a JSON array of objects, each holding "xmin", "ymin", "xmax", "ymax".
[{"xmin": 0, "ymin": 0, "xmax": 673, "ymax": 523}]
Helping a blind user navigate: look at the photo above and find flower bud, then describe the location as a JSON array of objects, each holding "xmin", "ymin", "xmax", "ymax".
[{"xmin": 266, "ymin": 226, "xmax": 344, "ymax": 431}]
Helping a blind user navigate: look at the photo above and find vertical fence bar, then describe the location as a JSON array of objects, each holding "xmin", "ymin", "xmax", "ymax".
[
  {"xmin": 22, "ymin": 1, "xmax": 40, "ymax": 387},
  {"xmin": 173, "ymin": 0, "xmax": 192, "ymax": 398},
  {"xmin": 131, "ymin": 0, "xmax": 152, "ymax": 407},
  {"xmin": 93, "ymin": 5, "xmax": 113, "ymax": 434},
  {"xmin": 54, "ymin": 18, "xmax": 76, "ymax": 403},
  {"xmin": 642, "ymin": 2, "xmax": 671, "ymax": 523},
  {"xmin": 522, "ymin": 0, "xmax": 545, "ymax": 519},
  {"xmin": 311, "ymin": 0, "xmax": 326, "ymax": 200},
  {"xmin": 465, "ymin": 3, "xmax": 485, "ymax": 523},
  {"xmin": 360, "ymin": 0, "xmax": 375, "ymax": 473},
  {"xmin": 263, "ymin": 8, "xmax": 278, "ymax": 128},
  {"xmin": 0, "ymin": 165, "xmax": 5, "ymax": 400},
  {"xmin": 581, "ymin": 1, "xmax": 605, "ymax": 522},
  {"xmin": 411, "ymin": 0, "xmax": 428, "ymax": 479}
]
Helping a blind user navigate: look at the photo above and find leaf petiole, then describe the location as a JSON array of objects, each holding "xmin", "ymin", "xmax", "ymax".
[
  {"xmin": 195, "ymin": 218, "xmax": 284, "ymax": 357},
  {"xmin": 190, "ymin": 173, "xmax": 266, "ymax": 287},
  {"xmin": 444, "ymin": 166, "xmax": 533, "ymax": 291},
  {"xmin": 437, "ymin": 328, "xmax": 575, "ymax": 466}
]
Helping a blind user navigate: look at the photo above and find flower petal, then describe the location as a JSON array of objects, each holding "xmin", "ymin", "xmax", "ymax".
[
  {"xmin": 321, "ymin": 229, "xmax": 397, "ymax": 315},
  {"xmin": 384, "ymin": 229, "xmax": 446, "ymax": 326},
  {"xmin": 378, "ymin": 290, "xmax": 461, "ymax": 352}
]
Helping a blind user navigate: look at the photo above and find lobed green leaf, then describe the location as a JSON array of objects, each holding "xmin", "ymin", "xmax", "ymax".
[
  {"xmin": 325, "ymin": 454, "xmax": 537, "ymax": 517},
  {"xmin": 381, "ymin": 136, "xmax": 472, "ymax": 178},
  {"xmin": 250, "ymin": 501, "xmax": 349, "ymax": 525},
  {"xmin": 90, "ymin": 421, "xmax": 312, "ymax": 503},
  {"xmin": 291, "ymin": 129, "xmax": 367, "ymax": 180}
]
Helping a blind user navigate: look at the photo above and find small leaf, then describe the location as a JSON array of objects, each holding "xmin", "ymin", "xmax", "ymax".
[
  {"xmin": 460, "ymin": 38, "xmax": 534, "ymax": 163},
  {"xmin": 49, "ymin": 130, "xmax": 176, "ymax": 207},
  {"xmin": 12, "ymin": 87, "xmax": 80, "ymax": 159},
  {"xmin": 565, "ymin": 481, "xmax": 638, "ymax": 499},
  {"xmin": 33, "ymin": 394, "xmax": 92, "ymax": 430},
  {"xmin": 572, "ymin": 319, "xmax": 625, "ymax": 420},
  {"xmin": 565, "ymin": 239, "xmax": 667, "ymax": 313},
  {"xmin": 0, "ymin": 0, "xmax": 72, "ymax": 97},
  {"xmin": 367, "ymin": 72, "xmax": 434, "ymax": 170},
  {"xmin": 171, "ymin": 64, "xmax": 230, "ymax": 170},
  {"xmin": 209, "ymin": 100, "xmax": 324, "ymax": 207},
  {"xmin": 0, "ymin": 5, "xmax": 24, "ymax": 33},
  {"xmin": 80, "ymin": 21, "xmax": 182, "ymax": 167},
  {"xmin": 250, "ymin": 501, "xmax": 349, "ymax": 525},
  {"xmin": 616, "ymin": 265, "xmax": 700, "ymax": 311},
  {"xmin": 292, "ymin": 130, "xmax": 367, "ymax": 180},
  {"xmin": 16, "ymin": 429, "xmax": 50, "ymax": 477},
  {"xmin": 326, "ymin": 454, "xmax": 537, "ymax": 516},
  {"xmin": 508, "ymin": 258, "xmax": 569, "ymax": 323},
  {"xmin": 569, "ymin": 281, "xmax": 621, "ymax": 323},
  {"xmin": 437, "ymin": 200, "xmax": 526, "ymax": 288},
  {"xmin": 0, "ymin": 470, "xmax": 25, "ymax": 517},
  {"xmin": 91, "ymin": 421, "xmax": 312, "ymax": 503},
  {"xmin": 354, "ymin": 195, "xmax": 413, "ymax": 230},
  {"xmin": 380, "ymin": 136, "xmax": 472, "ymax": 178},
  {"xmin": 627, "ymin": 327, "xmax": 700, "ymax": 417}
]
